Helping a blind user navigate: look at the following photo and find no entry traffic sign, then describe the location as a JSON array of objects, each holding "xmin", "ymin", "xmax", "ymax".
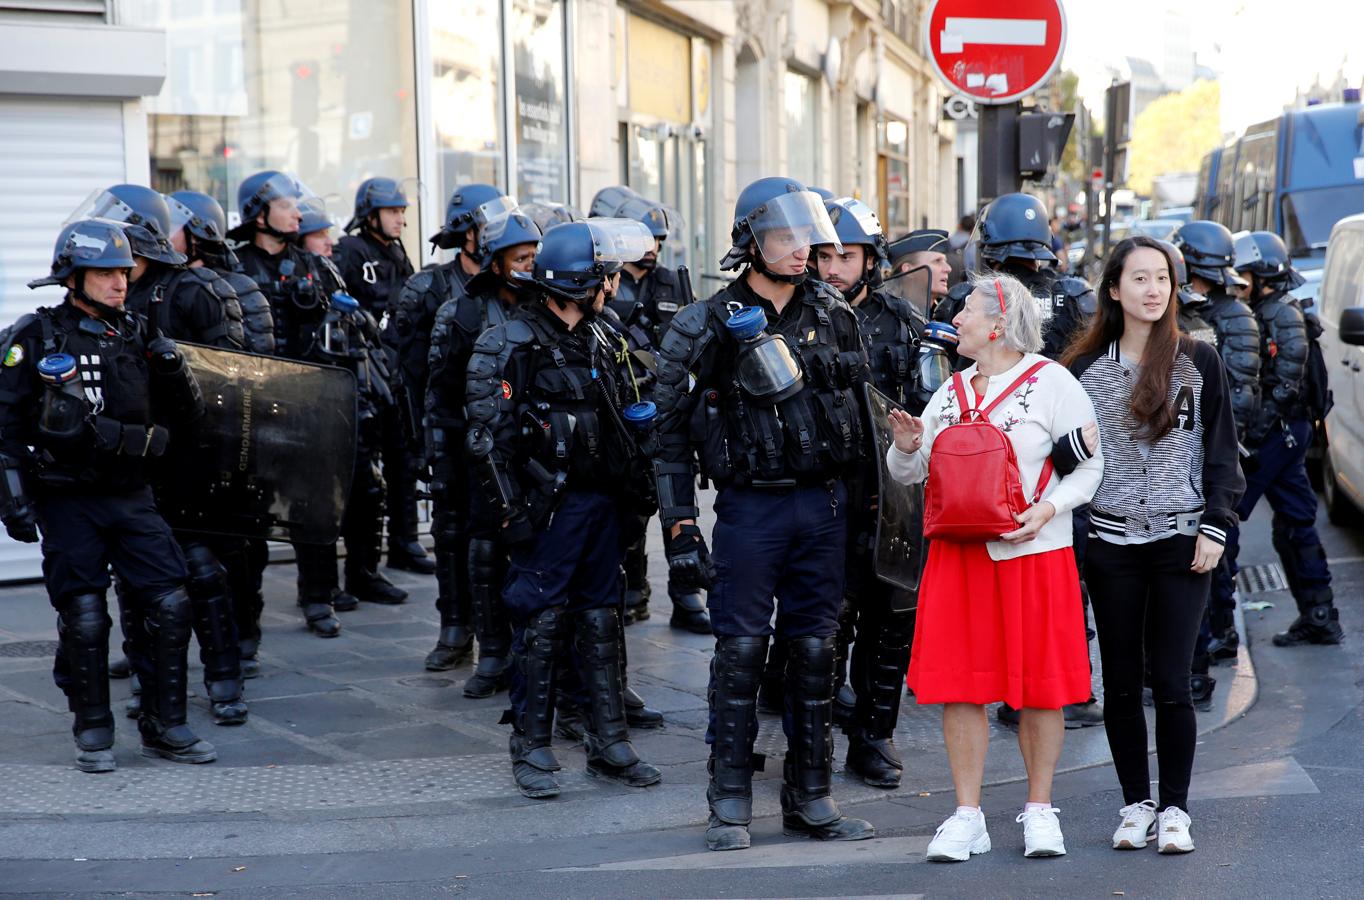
[{"xmin": 923, "ymin": 0, "xmax": 1067, "ymax": 105}]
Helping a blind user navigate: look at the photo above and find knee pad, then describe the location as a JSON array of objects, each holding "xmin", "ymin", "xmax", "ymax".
[
  {"xmin": 61, "ymin": 593, "xmax": 110, "ymax": 647},
  {"xmin": 148, "ymin": 586, "xmax": 193, "ymax": 635},
  {"xmin": 182, "ymin": 543, "xmax": 228, "ymax": 598}
]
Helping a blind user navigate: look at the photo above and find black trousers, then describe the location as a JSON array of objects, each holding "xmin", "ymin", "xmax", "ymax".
[{"xmin": 1086, "ymin": 533, "xmax": 1208, "ymax": 811}]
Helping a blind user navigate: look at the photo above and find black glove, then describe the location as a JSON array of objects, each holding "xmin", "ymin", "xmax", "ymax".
[
  {"xmin": 2, "ymin": 512, "xmax": 38, "ymax": 544},
  {"xmin": 666, "ymin": 523, "xmax": 716, "ymax": 591}
]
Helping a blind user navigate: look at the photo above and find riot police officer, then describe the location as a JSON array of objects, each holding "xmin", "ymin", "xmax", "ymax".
[
  {"xmin": 298, "ymin": 196, "xmax": 337, "ymax": 258},
  {"xmin": 1161, "ymin": 240, "xmax": 1219, "ymax": 346},
  {"xmin": 422, "ymin": 211, "xmax": 540, "ymax": 686},
  {"xmin": 813, "ymin": 197, "xmax": 926, "ymax": 789},
  {"xmin": 1175, "ymin": 221, "xmax": 1262, "ymax": 682},
  {"xmin": 464, "ymin": 218, "xmax": 662, "ymax": 799},
  {"xmin": 1229, "ymin": 232, "xmax": 1342, "ymax": 646},
  {"xmin": 0, "ymin": 219, "xmax": 216, "ymax": 771},
  {"xmin": 653, "ymin": 177, "xmax": 875, "ymax": 850},
  {"xmin": 74, "ymin": 186, "xmax": 255, "ymax": 725},
  {"xmin": 519, "ymin": 200, "xmax": 583, "ymax": 233},
  {"xmin": 167, "ymin": 190, "xmax": 276, "ymax": 676},
  {"xmin": 934, "ymin": 193, "xmax": 1096, "ymax": 361},
  {"xmin": 334, "ymin": 178, "xmax": 433, "ymax": 576},
  {"xmin": 232, "ymin": 170, "xmax": 404, "ymax": 637},
  {"xmin": 588, "ymin": 186, "xmax": 709, "ymax": 634},
  {"xmin": 391, "ymin": 184, "xmax": 516, "ymax": 443}
]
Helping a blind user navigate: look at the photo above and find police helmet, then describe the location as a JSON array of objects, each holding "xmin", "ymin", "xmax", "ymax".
[
  {"xmin": 1233, "ymin": 230, "xmax": 1305, "ymax": 290},
  {"xmin": 67, "ymin": 185, "xmax": 186, "ymax": 266},
  {"xmin": 808, "ymin": 186, "xmax": 836, "ymax": 202},
  {"xmin": 822, "ymin": 197, "xmax": 889, "ymax": 266},
  {"xmin": 28, "ymin": 219, "xmax": 135, "ymax": 289},
  {"xmin": 167, "ymin": 191, "xmax": 228, "ymax": 244},
  {"xmin": 298, "ymin": 197, "xmax": 335, "ymax": 237},
  {"xmin": 235, "ymin": 170, "xmax": 308, "ymax": 229},
  {"xmin": 477, "ymin": 212, "xmax": 542, "ymax": 269},
  {"xmin": 347, "ymin": 177, "xmax": 410, "ymax": 232},
  {"xmin": 719, "ymin": 176, "xmax": 841, "ymax": 271},
  {"xmin": 432, "ymin": 183, "xmax": 515, "ymax": 250},
  {"xmin": 976, "ymin": 193, "xmax": 1056, "ymax": 264},
  {"xmin": 518, "ymin": 218, "xmax": 654, "ymax": 303},
  {"xmin": 1173, "ymin": 220, "xmax": 1241, "ymax": 287},
  {"xmin": 588, "ymin": 185, "xmax": 640, "ymax": 220},
  {"xmin": 613, "ymin": 196, "xmax": 673, "ymax": 240}
]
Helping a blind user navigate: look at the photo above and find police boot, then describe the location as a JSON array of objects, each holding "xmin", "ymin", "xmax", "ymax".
[
  {"xmin": 295, "ymin": 545, "xmax": 343, "ymax": 637},
  {"xmin": 59, "ymin": 594, "xmax": 117, "ymax": 773},
  {"xmin": 109, "ymin": 656, "xmax": 131, "ymax": 679},
  {"xmin": 344, "ymin": 564, "xmax": 408, "ymax": 606},
  {"xmin": 668, "ymin": 585, "xmax": 711, "ymax": 634},
  {"xmin": 184, "ymin": 544, "xmax": 248, "ymax": 726},
  {"xmin": 705, "ymin": 635, "xmax": 768, "ymax": 851},
  {"xmin": 463, "ymin": 538, "xmax": 511, "ymax": 697},
  {"xmin": 297, "ymin": 591, "xmax": 342, "ymax": 638},
  {"xmin": 138, "ymin": 588, "xmax": 217, "ymax": 765},
  {"xmin": 845, "ymin": 607, "xmax": 911, "ymax": 789},
  {"xmin": 1207, "ymin": 603, "xmax": 1240, "ymax": 662},
  {"xmin": 221, "ymin": 539, "xmax": 264, "ymax": 677},
  {"xmin": 574, "ymin": 607, "xmax": 661, "ymax": 788},
  {"xmin": 1190, "ymin": 652, "xmax": 1216, "ymax": 710},
  {"xmin": 1274, "ymin": 590, "xmax": 1345, "ymax": 647},
  {"xmin": 622, "ymin": 536, "xmax": 651, "ymax": 625},
  {"xmin": 780, "ymin": 636, "xmax": 874, "ymax": 842},
  {"xmin": 507, "ymin": 606, "xmax": 565, "ymax": 799},
  {"xmin": 832, "ymin": 599, "xmax": 856, "ymax": 729},
  {"xmin": 1064, "ymin": 698, "xmax": 1105, "ymax": 728},
  {"xmin": 757, "ymin": 639, "xmax": 787, "ymax": 715},
  {"xmin": 554, "ymin": 696, "xmax": 586, "ymax": 742},
  {"xmin": 385, "ymin": 449, "xmax": 436, "ymax": 574},
  {"xmin": 616, "ymin": 606, "xmax": 663, "ymax": 729},
  {"xmin": 238, "ymin": 636, "xmax": 262, "ymax": 680},
  {"xmin": 425, "ymin": 544, "xmax": 474, "ymax": 670}
]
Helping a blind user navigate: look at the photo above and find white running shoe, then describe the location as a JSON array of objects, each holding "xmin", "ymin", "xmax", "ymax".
[
  {"xmin": 925, "ymin": 808, "xmax": 991, "ymax": 862},
  {"xmin": 1156, "ymin": 806, "xmax": 1195, "ymax": 854},
  {"xmin": 1112, "ymin": 799, "xmax": 1158, "ymax": 850},
  {"xmin": 1017, "ymin": 806, "xmax": 1066, "ymax": 857}
]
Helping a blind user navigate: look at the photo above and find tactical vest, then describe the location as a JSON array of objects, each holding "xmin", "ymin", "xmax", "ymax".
[{"xmin": 854, "ymin": 290, "xmax": 920, "ymax": 405}]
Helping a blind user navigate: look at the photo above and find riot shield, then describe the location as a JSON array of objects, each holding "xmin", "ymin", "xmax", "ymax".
[
  {"xmin": 864, "ymin": 383, "xmax": 926, "ymax": 593},
  {"xmin": 157, "ymin": 344, "xmax": 357, "ymax": 544}
]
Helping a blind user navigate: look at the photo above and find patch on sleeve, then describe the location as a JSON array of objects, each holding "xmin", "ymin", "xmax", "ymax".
[
  {"xmin": 501, "ymin": 380, "xmax": 513, "ymax": 400},
  {"xmin": 2, "ymin": 344, "xmax": 23, "ymax": 367}
]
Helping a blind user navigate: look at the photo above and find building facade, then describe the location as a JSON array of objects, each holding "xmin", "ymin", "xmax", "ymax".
[{"xmin": 0, "ymin": 0, "xmax": 955, "ymax": 577}]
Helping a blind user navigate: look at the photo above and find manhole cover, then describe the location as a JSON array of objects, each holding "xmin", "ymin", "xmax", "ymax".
[
  {"xmin": 0, "ymin": 640, "xmax": 59, "ymax": 658},
  {"xmin": 1238, "ymin": 563, "xmax": 1288, "ymax": 595}
]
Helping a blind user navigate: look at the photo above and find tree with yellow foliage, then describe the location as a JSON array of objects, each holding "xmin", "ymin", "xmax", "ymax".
[{"xmin": 1126, "ymin": 79, "xmax": 1222, "ymax": 195}]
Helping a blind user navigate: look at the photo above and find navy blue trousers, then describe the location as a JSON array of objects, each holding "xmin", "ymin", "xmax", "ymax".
[{"xmin": 503, "ymin": 491, "xmax": 622, "ymax": 720}]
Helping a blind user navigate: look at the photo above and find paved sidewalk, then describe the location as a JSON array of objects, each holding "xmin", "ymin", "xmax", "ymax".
[{"xmin": 0, "ymin": 520, "xmax": 1256, "ymax": 862}]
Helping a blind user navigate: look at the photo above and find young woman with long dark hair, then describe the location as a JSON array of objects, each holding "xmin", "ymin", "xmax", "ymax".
[{"xmin": 1061, "ymin": 236, "xmax": 1244, "ymax": 854}]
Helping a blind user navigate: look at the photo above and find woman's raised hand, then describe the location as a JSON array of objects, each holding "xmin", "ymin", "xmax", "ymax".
[{"xmin": 888, "ymin": 409, "xmax": 924, "ymax": 454}]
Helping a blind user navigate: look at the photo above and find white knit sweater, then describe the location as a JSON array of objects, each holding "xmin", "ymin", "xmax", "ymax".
[{"xmin": 886, "ymin": 353, "xmax": 1104, "ymax": 561}]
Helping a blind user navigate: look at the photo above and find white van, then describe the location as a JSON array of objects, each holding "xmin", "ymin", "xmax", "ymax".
[{"xmin": 1317, "ymin": 213, "xmax": 1364, "ymax": 524}]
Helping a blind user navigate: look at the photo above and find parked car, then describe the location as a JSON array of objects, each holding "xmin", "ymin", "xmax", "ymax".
[{"xmin": 1315, "ymin": 213, "xmax": 1364, "ymax": 524}]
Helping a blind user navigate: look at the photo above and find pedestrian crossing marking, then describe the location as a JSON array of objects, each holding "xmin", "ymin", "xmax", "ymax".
[{"xmin": 553, "ymin": 835, "xmax": 931, "ymax": 871}]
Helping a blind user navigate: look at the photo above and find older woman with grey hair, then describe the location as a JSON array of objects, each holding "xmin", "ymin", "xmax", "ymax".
[{"xmin": 885, "ymin": 273, "xmax": 1103, "ymax": 862}]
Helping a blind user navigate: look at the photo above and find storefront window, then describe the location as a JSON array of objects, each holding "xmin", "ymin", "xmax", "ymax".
[
  {"xmin": 125, "ymin": 0, "xmax": 419, "ymax": 257},
  {"xmin": 785, "ymin": 69, "xmax": 819, "ymax": 188},
  {"xmin": 431, "ymin": 0, "xmax": 503, "ymax": 198},
  {"xmin": 511, "ymin": 0, "xmax": 569, "ymax": 204},
  {"xmin": 878, "ymin": 117, "xmax": 912, "ymax": 237}
]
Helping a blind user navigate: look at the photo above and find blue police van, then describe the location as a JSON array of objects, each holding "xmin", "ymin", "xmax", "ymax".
[{"xmin": 1195, "ymin": 95, "xmax": 1364, "ymax": 276}]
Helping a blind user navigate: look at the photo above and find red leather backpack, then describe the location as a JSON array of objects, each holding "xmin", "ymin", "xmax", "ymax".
[{"xmin": 923, "ymin": 361, "xmax": 1053, "ymax": 542}]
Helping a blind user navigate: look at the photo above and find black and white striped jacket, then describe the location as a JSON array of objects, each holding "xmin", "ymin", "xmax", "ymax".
[{"xmin": 1068, "ymin": 339, "xmax": 1245, "ymax": 546}]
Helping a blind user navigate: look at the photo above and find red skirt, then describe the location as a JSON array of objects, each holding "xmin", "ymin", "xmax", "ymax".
[{"xmin": 906, "ymin": 542, "xmax": 1091, "ymax": 710}]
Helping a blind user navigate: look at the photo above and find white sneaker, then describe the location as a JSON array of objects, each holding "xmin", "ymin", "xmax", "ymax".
[
  {"xmin": 925, "ymin": 808, "xmax": 991, "ymax": 862},
  {"xmin": 1112, "ymin": 799, "xmax": 1158, "ymax": 849},
  {"xmin": 1016, "ymin": 806, "xmax": 1066, "ymax": 857},
  {"xmin": 1156, "ymin": 806, "xmax": 1195, "ymax": 854}
]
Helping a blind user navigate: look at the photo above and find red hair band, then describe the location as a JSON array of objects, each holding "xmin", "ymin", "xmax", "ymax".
[{"xmin": 995, "ymin": 280, "xmax": 1007, "ymax": 315}]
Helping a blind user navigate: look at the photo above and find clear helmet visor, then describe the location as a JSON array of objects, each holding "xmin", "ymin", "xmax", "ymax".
[
  {"xmin": 250, "ymin": 173, "xmax": 315, "ymax": 220},
  {"xmin": 65, "ymin": 190, "xmax": 143, "ymax": 230},
  {"xmin": 585, "ymin": 218, "xmax": 656, "ymax": 264},
  {"xmin": 831, "ymin": 196, "xmax": 884, "ymax": 238},
  {"xmin": 166, "ymin": 196, "xmax": 226, "ymax": 242},
  {"xmin": 473, "ymin": 195, "xmax": 519, "ymax": 228},
  {"xmin": 748, "ymin": 190, "xmax": 842, "ymax": 265}
]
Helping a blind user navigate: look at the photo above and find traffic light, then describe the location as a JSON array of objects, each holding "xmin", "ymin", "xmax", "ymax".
[{"xmin": 291, "ymin": 60, "xmax": 319, "ymax": 128}]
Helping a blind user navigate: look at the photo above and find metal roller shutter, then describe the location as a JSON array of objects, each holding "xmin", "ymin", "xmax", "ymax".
[{"xmin": 0, "ymin": 94, "xmax": 127, "ymax": 583}]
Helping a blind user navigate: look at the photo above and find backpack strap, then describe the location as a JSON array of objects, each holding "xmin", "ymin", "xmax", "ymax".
[
  {"xmin": 951, "ymin": 371, "xmax": 971, "ymax": 417},
  {"xmin": 978, "ymin": 360, "xmax": 1051, "ymax": 418}
]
